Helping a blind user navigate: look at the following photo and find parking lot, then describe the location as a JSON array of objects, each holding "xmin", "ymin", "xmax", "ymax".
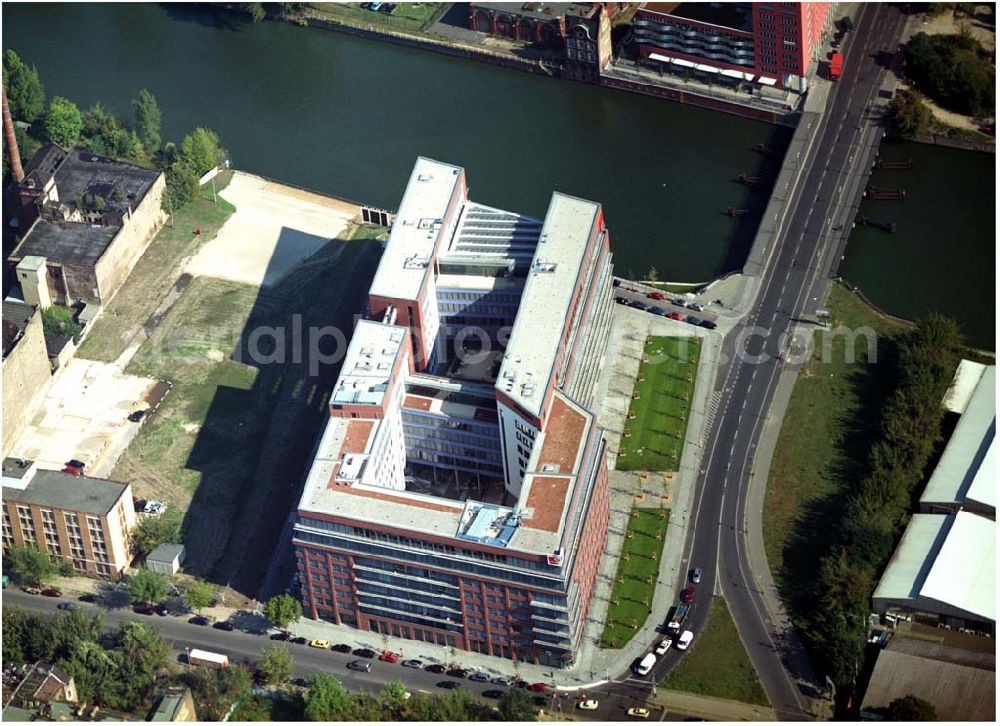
[
  {"xmin": 612, "ymin": 279, "xmax": 720, "ymax": 330},
  {"xmin": 8, "ymin": 358, "xmax": 169, "ymax": 478}
]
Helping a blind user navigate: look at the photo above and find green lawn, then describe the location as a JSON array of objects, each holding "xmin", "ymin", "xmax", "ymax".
[
  {"xmin": 660, "ymin": 597, "xmax": 769, "ymax": 707},
  {"xmin": 763, "ymin": 283, "xmax": 906, "ymax": 623},
  {"xmin": 77, "ymin": 172, "xmax": 236, "ymax": 362},
  {"xmin": 619, "ymin": 337, "xmax": 701, "ymax": 472},
  {"xmin": 600, "ymin": 508, "xmax": 669, "ymax": 648}
]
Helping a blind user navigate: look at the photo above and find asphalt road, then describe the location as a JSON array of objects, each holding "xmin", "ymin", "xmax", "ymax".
[
  {"xmin": 5, "ymin": 590, "xmax": 689, "ymax": 721},
  {"xmin": 641, "ymin": 4, "xmax": 908, "ymax": 720}
]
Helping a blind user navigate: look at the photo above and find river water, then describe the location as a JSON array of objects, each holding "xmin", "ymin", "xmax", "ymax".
[
  {"xmin": 838, "ymin": 139, "xmax": 995, "ymax": 350},
  {"xmin": 5, "ymin": 4, "xmax": 993, "ymax": 348},
  {"xmin": 3, "ymin": 2, "xmax": 789, "ymax": 282}
]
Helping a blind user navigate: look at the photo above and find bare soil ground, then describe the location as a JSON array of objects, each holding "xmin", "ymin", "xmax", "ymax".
[{"xmin": 184, "ymin": 172, "xmax": 359, "ymax": 288}]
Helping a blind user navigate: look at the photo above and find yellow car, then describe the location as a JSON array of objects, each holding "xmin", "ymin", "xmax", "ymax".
[
  {"xmin": 309, "ymin": 639, "xmax": 331, "ymax": 649},
  {"xmin": 627, "ymin": 707, "xmax": 650, "ymax": 719},
  {"xmin": 578, "ymin": 699, "xmax": 599, "ymax": 710}
]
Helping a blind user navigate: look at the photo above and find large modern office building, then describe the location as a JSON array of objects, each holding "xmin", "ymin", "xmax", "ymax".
[
  {"xmin": 293, "ymin": 158, "xmax": 614, "ymax": 667},
  {"xmin": 633, "ymin": 2, "xmax": 833, "ymax": 92}
]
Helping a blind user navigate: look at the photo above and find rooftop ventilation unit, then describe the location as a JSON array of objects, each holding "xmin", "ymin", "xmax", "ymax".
[{"xmin": 541, "ymin": 464, "xmax": 560, "ymax": 473}]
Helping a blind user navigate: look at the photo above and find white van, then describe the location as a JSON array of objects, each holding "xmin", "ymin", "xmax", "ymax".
[
  {"xmin": 634, "ymin": 652, "xmax": 656, "ymax": 675},
  {"xmin": 676, "ymin": 631, "xmax": 694, "ymax": 650}
]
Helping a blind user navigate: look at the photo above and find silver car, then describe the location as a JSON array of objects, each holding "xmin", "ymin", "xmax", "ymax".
[{"xmin": 347, "ymin": 660, "xmax": 372, "ymax": 672}]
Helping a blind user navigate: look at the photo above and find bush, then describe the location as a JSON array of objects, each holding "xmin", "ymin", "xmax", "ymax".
[{"xmin": 41, "ymin": 305, "xmax": 83, "ymax": 345}]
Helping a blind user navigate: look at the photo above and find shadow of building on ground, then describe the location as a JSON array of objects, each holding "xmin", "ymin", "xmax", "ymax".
[{"xmin": 178, "ymin": 224, "xmax": 382, "ymax": 598}]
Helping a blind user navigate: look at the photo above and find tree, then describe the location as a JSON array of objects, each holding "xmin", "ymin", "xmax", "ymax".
[
  {"xmin": 379, "ymin": 680, "xmax": 410, "ymax": 714},
  {"xmin": 303, "ymin": 673, "xmax": 354, "ymax": 721},
  {"xmin": 131, "ymin": 89, "xmax": 162, "ymax": 152},
  {"xmin": 79, "ymin": 103, "xmax": 146, "ymax": 165},
  {"xmin": 231, "ymin": 695, "xmax": 273, "ymax": 721},
  {"xmin": 127, "ymin": 567, "xmax": 170, "ymax": 605},
  {"xmin": 42, "ymin": 96, "xmax": 83, "ymax": 148},
  {"xmin": 64, "ymin": 639, "xmax": 121, "ymax": 707},
  {"xmin": 887, "ymin": 90, "xmax": 932, "ymax": 137},
  {"xmin": 264, "ymin": 593, "xmax": 302, "ymax": 630},
  {"xmin": 6, "ymin": 544, "xmax": 61, "ymax": 587},
  {"xmin": 183, "ymin": 580, "xmax": 216, "ymax": 612},
  {"xmin": 3, "ymin": 50, "xmax": 45, "ymax": 122},
  {"xmin": 163, "ymin": 161, "xmax": 200, "ymax": 211},
  {"xmin": 886, "ymin": 695, "xmax": 937, "ymax": 721},
  {"xmin": 176, "ymin": 665, "xmax": 252, "ymax": 721},
  {"xmin": 180, "ymin": 126, "xmax": 226, "ymax": 177},
  {"xmin": 131, "ymin": 508, "xmax": 183, "ymax": 557},
  {"xmin": 647, "ymin": 266, "xmax": 659, "ymax": 283},
  {"xmin": 258, "ymin": 644, "xmax": 294, "ymax": 684},
  {"xmin": 497, "ymin": 686, "xmax": 538, "ymax": 721}
]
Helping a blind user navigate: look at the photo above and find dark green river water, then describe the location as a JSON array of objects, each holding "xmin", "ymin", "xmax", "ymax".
[{"xmin": 4, "ymin": 4, "xmax": 993, "ymax": 348}]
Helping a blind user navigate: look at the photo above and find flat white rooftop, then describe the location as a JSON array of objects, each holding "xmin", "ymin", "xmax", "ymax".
[
  {"xmin": 330, "ymin": 320, "xmax": 407, "ymax": 407},
  {"xmin": 943, "ymin": 359, "xmax": 988, "ymax": 414},
  {"xmin": 920, "ymin": 366, "xmax": 995, "ymax": 510},
  {"xmin": 497, "ymin": 192, "xmax": 600, "ymax": 418},
  {"xmin": 874, "ymin": 512, "xmax": 995, "ymax": 623},
  {"xmin": 368, "ymin": 157, "xmax": 462, "ymax": 302}
]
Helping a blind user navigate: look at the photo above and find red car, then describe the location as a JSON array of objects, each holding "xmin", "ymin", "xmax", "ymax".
[
  {"xmin": 528, "ymin": 682, "xmax": 548, "ymax": 693},
  {"xmin": 681, "ymin": 587, "xmax": 696, "ymax": 604},
  {"xmin": 62, "ymin": 465, "xmax": 83, "ymax": 476},
  {"xmin": 667, "ymin": 312, "xmax": 685, "ymax": 321},
  {"xmin": 378, "ymin": 651, "xmax": 399, "ymax": 663},
  {"xmin": 646, "ymin": 291, "xmax": 665, "ymax": 301}
]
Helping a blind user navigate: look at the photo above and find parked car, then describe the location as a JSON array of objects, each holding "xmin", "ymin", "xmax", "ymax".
[
  {"xmin": 655, "ymin": 639, "xmax": 673, "ymax": 655},
  {"xmin": 133, "ymin": 603, "xmax": 155, "ymax": 615},
  {"xmin": 189, "ymin": 615, "xmax": 211, "ymax": 626},
  {"xmin": 65, "ymin": 459, "xmax": 86, "ymax": 471},
  {"xmin": 628, "ymin": 301, "xmax": 648, "ymax": 311},
  {"xmin": 627, "ymin": 707, "xmax": 651, "ymax": 718},
  {"xmin": 213, "ymin": 621, "xmax": 235, "ymax": 631},
  {"xmin": 21, "ymin": 586, "xmax": 41, "ymax": 595},
  {"xmin": 424, "ymin": 664, "xmax": 447, "ymax": 674},
  {"xmin": 57, "ymin": 601, "xmax": 80, "ymax": 611},
  {"xmin": 528, "ymin": 682, "xmax": 548, "ymax": 693},
  {"xmin": 378, "ymin": 651, "xmax": 399, "ymax": 663},
  {"xmin": 154, "ymin": 603, "xmax": 170, "ymax": 616},
  {"xmin": 614, "ymin": 296, "xmax": 630, "ymax": 304},
  {"xmin": 62, "ymin": 465, "xmax": 83, "ymax": 476},
  {"xmin": 270, "ymin": 632, "xmax": 290, "ymax": 641},
  {"xmin": 649, "ymin": 306, "xmax": 666, "ymax": 316},
  {"xmin": 676, "ymin": 630, "xmax": 694, "ymax": 650},
  {"xmin": 646, "ymin": 291, "xmax": 665, "ymax": 301},
  {"xmin": 681, "ymin": 587, "xmax": 696, "ymax": 604},
  {"xmin": 291, "ymin": 637, "xmax": 308, "ymax": 645},
  {"xmin": 698, "ymin": 320, "xmax": 717, "ymax": 330},
  {"xmin": 309, "ymin": 639, "xmax": 331, "ymax": 649},
  {"xmin": 77, "ymin": 593, "xmax": 96, "ymax": 603},
  {"xmin": 483, "ymin": 689, "xmax": 505, "ymax": 699},
  {"xmin": 331, "ymin": 643, "xmax": 353, "ymax": 653},
  {"xmin": 667, "ymin": 312, "xmax": 685, "ymax": 321},
  {"xmin": 578, "ymin": 699, "xmax": 600, "ymax": 710},
  {"xmin": 402, "ymin": 659, "xmax": 423, "ymax": 669},
  {"xmin": 437, "ymin": 680, "xmax": 461, "ymax": 690},
  {"xmin": 468, "ymin": 672, "xmax": 490, "ymax": 682},
  {"xmin": 127, "ymin": 410, "xmax": 147, "ymax": 423},
  {"xmin": 491, "ymin": 675, "xmax": 514, "ymax": 686},
  {"xmin": 670, "ymin": 298, "xmax": 687, "ymax": 307},
  {"xmin": 347, "ymin": 660, "xmax": 372, "ymax": 672},
  {"xmin": 447, "ymin": 667, "xmax": 469, "ymax": 679},
  {"xmin": 686, "ymin": 301, "xmax": 705, "ymax": 312},
  {"xmin": 691, "ymin": 567, "xmax": 703, "ymax": 584},
  {"xmin": 685, "ymin": 316, "xmax": 701, "ymax": 325},
  {"xmin": 353, "ymin": 648, "xmax": 377, "ymax": 659}
]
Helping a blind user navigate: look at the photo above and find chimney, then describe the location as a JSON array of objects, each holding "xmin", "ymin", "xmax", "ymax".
[{"xmin": 2, "ymin": 86, "xmax": 25, "ymax": 183}]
